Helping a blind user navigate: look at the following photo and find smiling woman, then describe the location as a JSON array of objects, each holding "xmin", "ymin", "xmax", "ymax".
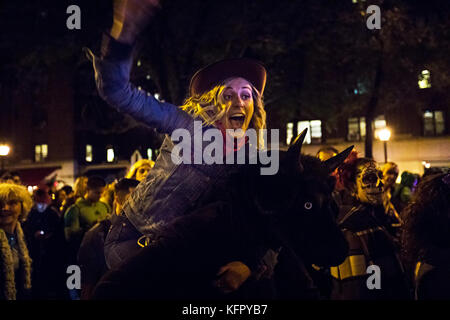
[
  {"xmin": 85, "ymin": 0, "xmax": 272, "ymax": 295},
  {"xmin": 181, "ymin": 68, "xmax": 266, "ymax": 148},
  {"xmin": 0, "ymin": 183, "xmax": 33, "ymax": 300}
]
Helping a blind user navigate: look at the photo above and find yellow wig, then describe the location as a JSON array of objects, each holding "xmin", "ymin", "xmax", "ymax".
[{"xmin": 0, "ymin": 183, "xmax": 33, "ymax": 222}]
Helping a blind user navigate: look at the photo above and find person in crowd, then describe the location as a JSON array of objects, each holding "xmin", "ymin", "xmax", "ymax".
[
  {"xmin": 100, "ymin": 181, "xmax": 116, "ymax": 211},
  {"xmin": 422, "ymin": 167, "xmax": 444, "ymax": 178},
  {"xmin": 87, "ymin": 0, "xmax": 269, "ymax": 294},
  {"xmin": 125, "ymin": 159, "xmax": 155, "ymax": 182},
  {"xmin": 0, "ymin": 172, "xmax": 22, "ymax": 185},
  {"xmin": 52, "ymin": 188, "xmax": 67, "ymax": 217},
  {"xmin": 0, "ymin": 183, "xmax": 33, "ymax": 300},
  {"xmin": 61, "ymin": 185, "xmax": 73, "ymax": 199},
  {"xmin": 391, "ymin": 171, "xmax": 418, "ymax": 214},
  {"xmin": 24, "ymin": 188, "xmax": 67, "ymax": 299},
  {"xmin": 61, "ymin": 176, "xmax": 88, "ymax": 215},
  {"xmin": 316, "ymin": 147, "xmax": 339, "ymax": 162},
  {"xmin": 10, "ymin": 172, "xmax": 22, "ymax": 185},
  {"xmin": 401, "ymin": 173, "xmax": 450, "ymax": 300},
  {"xmin": 78, "ymin": 178, "xmax": 139, "ymax": 300},
  {"xmin": 64, "ymin": 176, "xmax": 110, "ymax": 300},
  {"xmin": 64, "ymin": 176, "xmax": 110, "ymax": 249},
  {"xmin": 382, "ymin": 162, "xmax": 399, "ymax": 198},
  {"xmin": 330, "ymin": 157, "xmax": 410, "ymax": 300}
]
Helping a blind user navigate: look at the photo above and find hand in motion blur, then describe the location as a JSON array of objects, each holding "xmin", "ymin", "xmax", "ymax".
[
  {"xmin": 214, "ymin": 261, "xmax": 251, "ymax": 294},
  {"xmin": 110, "ymin": 0, "xmax": 161, "ymax": 44}
]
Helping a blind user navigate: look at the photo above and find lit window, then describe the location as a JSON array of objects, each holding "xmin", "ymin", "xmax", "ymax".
[
  {"xmin": 86, "ymin": 145, "xmax": 93, "ymax": 162},
  {"xmin": 424, "ymin": 110, "xmax": 445, "ymax": 136},
  {"xmin": 147, "ymin": 148, "xmax": 153, "ymax": 160},
  {"xmin": 374, "ymin": 115, "xmax": 386, "ymax": 129},
  {"xmin": 348, "ymin": 117, "xmax": 366, "ymax": 141},
  {"xmin": 34, "ymin": 144, "xmax": 48, "ymax": 162},
  {"xmin": 297, "ymin": 120, "xmax": 322, "ymax": 144},
  {"xmin": 373, "ymin": 115, "xmax": 387, "ymax": 139},
  {"xmin": 42, "ymin": 144, "xmax": 48, "ymax": 159},
  {"xmin": 418, "ymin": 70, "xmax": 431, "ymax": 89},
  {"xmin": 286, "ymin": 122, "xmax": 294, "ymax": 145},
  {"xmin": 35, "ymin": 145, "xmax": 41, "ymax": 162},
  {"xmin": 107, "ymin": 148, "xmax": 115, "ymax": 162}
]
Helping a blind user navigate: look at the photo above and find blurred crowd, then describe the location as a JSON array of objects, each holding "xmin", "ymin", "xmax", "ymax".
[
  {"xmin": 0, "ymin": 150, "xmax": 449, "ymax": 300},
  {"xmin": 0, "ymin": 159, "xmax": 154, "ymax": 300}
]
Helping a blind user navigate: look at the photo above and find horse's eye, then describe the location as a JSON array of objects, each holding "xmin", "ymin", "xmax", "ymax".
[{"xmin": 304, "ymin": 202, "xmax": 313, "ymax": 210}]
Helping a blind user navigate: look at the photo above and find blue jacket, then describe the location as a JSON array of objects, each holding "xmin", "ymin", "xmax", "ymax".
[{"xmin": 87, "ymin": 34, "xmax": 239, "ymax": 268}]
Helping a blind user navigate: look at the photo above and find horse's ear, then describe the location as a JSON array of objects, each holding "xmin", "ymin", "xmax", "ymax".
[
  {"xmin": 287, "ymin": 128, "xmax": 308, "ymax": 173},
  {"xmin": 323, "ymin": 145, "xmax": 354, "ymax": 174}
]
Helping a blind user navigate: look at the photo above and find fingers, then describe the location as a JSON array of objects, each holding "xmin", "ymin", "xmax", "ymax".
[
  {"xmin": 214, "ymin": 262, "xmax": 252, "ymax": 294},
  {"xmin": 216, "ymin": 265, "xmax": 229, "ymax": 276}
]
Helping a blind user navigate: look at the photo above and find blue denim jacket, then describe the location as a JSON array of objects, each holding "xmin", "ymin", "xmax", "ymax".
[{"xmin": 87, "ymin": 35, "xmax": 237, "ymax": 268}]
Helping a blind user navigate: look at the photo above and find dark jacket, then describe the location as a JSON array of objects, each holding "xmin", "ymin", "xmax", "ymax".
[
  {"xmin": 330, "ymin": 204, "xmax": 410, "ymax": 300},
  {"xmin": 78, "ymin": 218, "xmax": 111, "ymax": 300},
  {"xmin": 415, "ymin": 246, "xmax": 450, "ymax": 300},
  {"xmin": 87, "ymin": 34, "xmax": 249, "ymax": 269},
  {"xmin": 24, "ymin": 205, "xmax": 67, "ymax": 299}
]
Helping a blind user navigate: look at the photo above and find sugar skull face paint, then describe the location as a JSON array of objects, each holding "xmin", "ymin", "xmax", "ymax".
[{"xmin": 355, "ymin": 161, "xmax": 384, "ymax": 205}]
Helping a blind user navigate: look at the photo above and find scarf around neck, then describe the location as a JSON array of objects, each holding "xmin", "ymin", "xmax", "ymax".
[{"xmin": 0, "ymin": 222, "xmax": 32, "ymax": 300}]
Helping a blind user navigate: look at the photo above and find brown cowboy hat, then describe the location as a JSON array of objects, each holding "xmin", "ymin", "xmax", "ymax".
[{"xmin": 189, "ymin": 58, "xmax": 267, "ymax": 97}]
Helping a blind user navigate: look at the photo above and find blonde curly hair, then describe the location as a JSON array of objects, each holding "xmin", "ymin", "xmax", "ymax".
[
  {"xmin": 180, "ymin": 79, "xmax": 267, "ymax": 149},
  {"xmin": 0, "ymin": 183, "xmax": 33, "ymax": 222},
  {"xmin": 126, "ymin": 159, "xmax": 155, "ymax": 180}
]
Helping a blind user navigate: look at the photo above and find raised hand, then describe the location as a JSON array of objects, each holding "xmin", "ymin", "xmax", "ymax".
[
  {"xmin": 110, "ymin": 0, "xmax": 161, "ymax": 44},
  {"xmin": 214, "ymin": 261, "xmax": 251, "ymax": 294}
]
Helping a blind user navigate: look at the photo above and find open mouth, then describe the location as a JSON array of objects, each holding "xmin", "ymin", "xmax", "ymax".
[{"xmin": 228, "ymin": 114, "xmax": 245, "ymax": 129}]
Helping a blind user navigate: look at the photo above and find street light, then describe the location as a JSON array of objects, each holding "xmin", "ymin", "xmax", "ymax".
[
  {"xmin": 377, "ymin": 128, "xmax": 391, "ymax": 163},
  {"xmin": 0, "ymin": 144, "xmax": 11, "ymax": 173}
]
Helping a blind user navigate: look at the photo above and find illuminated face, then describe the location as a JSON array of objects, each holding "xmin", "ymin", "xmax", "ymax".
[
  {"xmin": 354, "ymin": 161, "xmax": 384, "ymax": 205},
  {"xmin": 217, "ymin": 78, "xmax": 254, "ymax": 137},
  {"xmin": 114, "ymin": 187, "xmax": 136, "ymax": 215},
  {"xmin": 86, "ymin": 187, "xmax": 104, "ymax": 203},
  {"xmin": 0, "ymin": 199, "xmax": 22, "ymax": 230},
  {"xmin": 135, "ymin": 164, "xmax": 152, "ymax": 182},
  {"xmin": 382, "ymin": 164, "xmax": 399, "ymax": 189},
  {"xmin": 58, "ymin": 190, "xmax": 67, "ymax": 203},
  {"xmin": 317, "ymin": 150, "xmax": 337, "ymax": 162}
]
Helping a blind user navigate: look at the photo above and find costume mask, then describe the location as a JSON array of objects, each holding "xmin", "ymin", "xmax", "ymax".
[{"xmin": 355, "ymin": 162, "xmax": 384, "ymax": 205}]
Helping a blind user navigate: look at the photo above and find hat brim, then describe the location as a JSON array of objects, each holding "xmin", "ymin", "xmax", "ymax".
[{"xmin": 189, "ymin": 58, "xmax": 267, "ymax": 97}]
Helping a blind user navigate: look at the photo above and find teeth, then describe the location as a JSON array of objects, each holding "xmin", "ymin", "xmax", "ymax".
[{"xmin": 229, "ymin": 115, "xmax": 245, "ymax": 120}]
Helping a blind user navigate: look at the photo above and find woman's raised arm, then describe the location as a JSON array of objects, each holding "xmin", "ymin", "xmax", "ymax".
[{"xmin": 86, "ymin": 0, "xmax": 193, "ymax": 135}]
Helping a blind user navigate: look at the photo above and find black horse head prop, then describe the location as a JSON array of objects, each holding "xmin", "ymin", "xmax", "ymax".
[{"xmin": 250, "ymin": 129, "xmax": 353, "ymax": 267}]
